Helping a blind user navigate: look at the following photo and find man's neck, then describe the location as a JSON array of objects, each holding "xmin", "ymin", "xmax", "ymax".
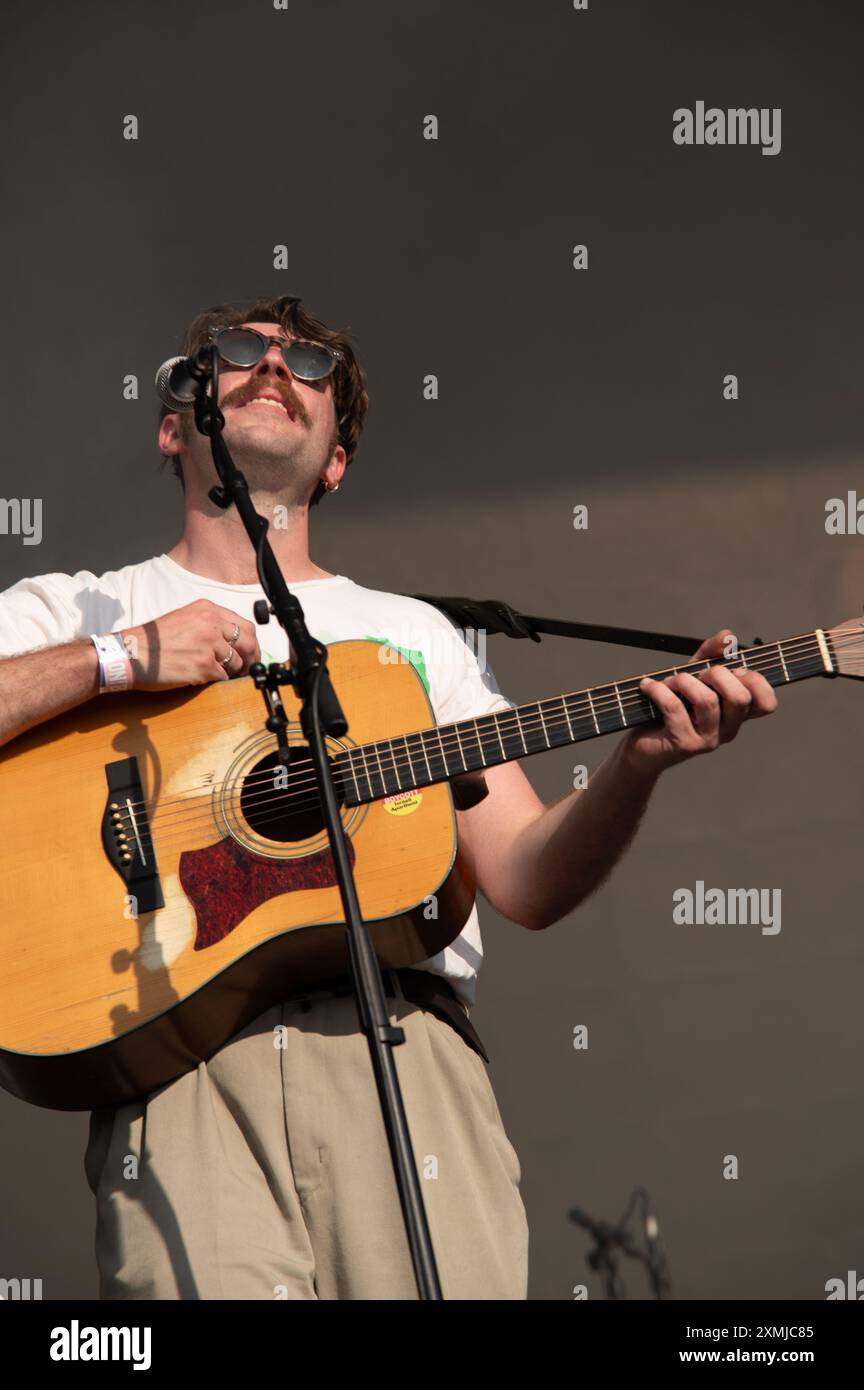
[{"xmin": 168, "ymin": 492, "xmax": 335, "ymax": 586}]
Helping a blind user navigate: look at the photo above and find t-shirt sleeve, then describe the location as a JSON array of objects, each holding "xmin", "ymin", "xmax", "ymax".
[
  {"xmin": 0, "ymin": 570, "xmax": 122, "ymax": 659},
  {"xmin": 0, "ymin": 573, "xmax": 85, "ymax": 658},
  {"xmin": 428, "ymin": 613, "xmax": 516, "ymax": 725}
]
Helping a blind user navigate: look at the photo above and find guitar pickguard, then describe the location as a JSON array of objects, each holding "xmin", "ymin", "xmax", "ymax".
[{"xmin": 178, "ymin": 835, "xmax": 356, "ymax": 950}]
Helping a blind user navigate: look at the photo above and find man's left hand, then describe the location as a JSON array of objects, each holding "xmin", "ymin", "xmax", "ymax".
[{"xmin": 624, "ymin": 628, "xmax": 779, "ymax": 775}]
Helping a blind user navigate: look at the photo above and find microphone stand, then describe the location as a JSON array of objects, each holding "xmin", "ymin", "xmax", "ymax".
[
  {"xmin": 187, "ymin": 345, "xmax": 443, "ymax": 1300},
  {"xmin": 570, "ymin": 1188, "xmax": 672, "ymax": 1300}
]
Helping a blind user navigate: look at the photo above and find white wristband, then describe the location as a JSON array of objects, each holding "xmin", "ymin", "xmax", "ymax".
[{"xmin": 90, "ymin": 632, "xmax": 134, "ymax": 693}]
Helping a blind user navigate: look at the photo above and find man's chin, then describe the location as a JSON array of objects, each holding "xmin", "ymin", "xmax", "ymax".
[
  {"xmin": 222, "ymin": 419, "xmax": 294, "ymax": 460},
  {"xmin": 225, "ymin": 448, "xmax": 314, "ymax": 502}
]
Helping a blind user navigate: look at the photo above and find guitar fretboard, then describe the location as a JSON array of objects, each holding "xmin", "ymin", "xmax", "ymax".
[{"xmin": 336, "ymin": 630, "xmax": 833, "ymax": 808}]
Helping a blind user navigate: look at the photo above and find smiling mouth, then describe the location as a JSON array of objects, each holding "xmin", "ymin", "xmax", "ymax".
[{"xmin": 239, "ymin": 397, "xmax": 296, "ymax": 421}]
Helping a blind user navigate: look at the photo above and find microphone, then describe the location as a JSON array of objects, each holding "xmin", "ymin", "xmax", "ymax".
[
  {"xmin": 641, "ymin": 1198, "xmax": 671, "ymax": 1299},
  {"xmin": 154, "ymin": 356, "xmax": 198, "ymax": 411},
  {"xmin": 644, "ymin": 1206, "xmax": 659, "ymax": 1246}
]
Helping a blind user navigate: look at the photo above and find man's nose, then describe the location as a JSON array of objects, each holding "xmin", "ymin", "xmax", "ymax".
[{"xmin": 253, "ymin": 345, "xmax": 292, "ymax": 380}]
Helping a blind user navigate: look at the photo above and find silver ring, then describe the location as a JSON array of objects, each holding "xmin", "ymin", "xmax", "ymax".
[{"xmin": 228, "ymin": 623, "xmax": 241, "ymax": 645}]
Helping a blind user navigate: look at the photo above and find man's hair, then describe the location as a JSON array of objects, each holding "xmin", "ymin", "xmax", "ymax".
[{"xmin": 159, "ymin": 293, "xmax": 369, "ymax": 506}]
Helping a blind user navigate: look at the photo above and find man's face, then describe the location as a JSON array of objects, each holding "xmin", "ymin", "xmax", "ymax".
[{"xmin": 161, "ymin": 320, "xmax": 346, "ymax": 500}]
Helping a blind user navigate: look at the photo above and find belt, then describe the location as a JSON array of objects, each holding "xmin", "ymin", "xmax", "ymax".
[{"xmin": 283, "ymin": 967, "xmax": 490, "ymax": 1064}]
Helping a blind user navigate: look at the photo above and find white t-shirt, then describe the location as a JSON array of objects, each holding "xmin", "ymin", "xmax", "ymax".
[{"xmin": 0, "ymin": 553, "xmax": 516, "ymax": 1006}]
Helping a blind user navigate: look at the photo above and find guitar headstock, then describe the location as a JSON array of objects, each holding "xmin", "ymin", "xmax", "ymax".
[{"xmin": 828, "ymin": 617, "xmax": 864, "ymax": 679}]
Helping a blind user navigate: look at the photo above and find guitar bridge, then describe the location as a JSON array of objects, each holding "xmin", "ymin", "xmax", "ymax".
[{"xmin": 100, "ymin": 758, "xmax": 164, "ymax": 913}]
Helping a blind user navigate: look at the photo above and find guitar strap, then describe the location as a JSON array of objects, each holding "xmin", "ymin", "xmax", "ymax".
[
  {"xmin": 402, "ymin": 592, "xmax": 734, "ymax": 813},
  {"xmin": 407, "ymin": 592, "xmax": 716, "ymax": 657}
]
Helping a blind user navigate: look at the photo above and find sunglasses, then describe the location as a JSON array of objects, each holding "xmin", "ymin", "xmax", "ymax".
[{"xmin": 208, "ymin": 327, "xmax": 344, "ymax": 381}]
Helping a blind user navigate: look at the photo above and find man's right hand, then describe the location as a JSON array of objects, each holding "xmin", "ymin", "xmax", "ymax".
[{"xmin": 123, "ymin": 600, "xmax": 262, "ymax": 691}]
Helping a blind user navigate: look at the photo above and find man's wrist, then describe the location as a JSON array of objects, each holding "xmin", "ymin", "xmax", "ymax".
[
  {"xmin": 617, "ymin": 732, "xmax": 670, "ymax": 786},
  {"xmin": 90, "ymin": 631, "xmax": 135, "ymax": 693}
]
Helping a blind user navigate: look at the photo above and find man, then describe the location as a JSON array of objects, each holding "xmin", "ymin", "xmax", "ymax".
[{"xmin": 0, "ymin": 293, "xmax": 777, "ymax": 1300}]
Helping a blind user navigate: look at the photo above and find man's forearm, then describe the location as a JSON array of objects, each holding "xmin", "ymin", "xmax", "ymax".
[
  {"xmin": 508, "ymin": 738, "xmax": 662, "ymax": 931},
  {"xmin": 0, "ymin": 641, "xmax": 100, "ymax": 748}
]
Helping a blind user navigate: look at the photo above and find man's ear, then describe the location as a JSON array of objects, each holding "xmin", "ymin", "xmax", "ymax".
[
  {"xmin": 319, "ymin": 442, "xmax": 347, "ymax": 492},
  {"xmin": 158, "ymin": 412, "xmax": 184, "ymax": 456}
]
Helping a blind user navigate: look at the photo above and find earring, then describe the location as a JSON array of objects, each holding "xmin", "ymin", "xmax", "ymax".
[{"xmin": 325, "ymin": 481, "xmax": 340, "ymax": 492}]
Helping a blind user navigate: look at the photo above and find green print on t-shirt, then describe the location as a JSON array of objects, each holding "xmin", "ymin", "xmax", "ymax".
[
  {"xmin": 363, "ymin": 637, "xmax": 430, "ymax": 696},
  {"xmin": 257, "ymin": 636, "xmax": 431, "ymax": 698}
]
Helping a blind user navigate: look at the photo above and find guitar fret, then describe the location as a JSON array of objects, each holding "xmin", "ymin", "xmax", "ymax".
[
  {"xmin": 518, "ymin": 703, "xmax": 547, "ymax": 755},
  {"xmin": 614, "ymin": 683, "xmax": 627, "ymax": 727},
  {"xmin": 777, "ymin": 644, "xmax": 790, "ymax": 682},
  {"xmin": 425, "ymin": 728, "xmax": 447, "ymax": 783},
  {"xmin": 438, "ymin": 727, "xmax": 449, "ymax": 776},
  {"xmin": 407, "ymin": 734, "xmax": 420, "ymax": 783},
  {"xmin": 360, "ymin": 745, "xmax": 374, "ymax": 800},
  {"xmin": 493, "ymin": 712, "xmax": 507, "ymax": 761},
  {"xmin": 447, "ymin": 717, "xmax": 466, "ymax": 772},
  {"xmin": 403, "ymin": 735, "xmax": 420, "ymax": 786},
  {"xmin": 374, "ymin": 742, "xmax": 387, "ymax": 797},
  {"xmin": 538, "ymin": 703, "xmax": 551, "ymax": 748},
  {"xmin": 561, "ymin": 696, "xmax": 574, "ymax": 741},
  {"xmin": 586, "ymin": 688, "xmax": 600, "ymax": 734},
  {"xmin": 478, "ymin": 713, "xmax": 509, "ymax": 765},
  {"xmin": 457, "ymin": 720, "xmax": 482, "ymax": 770},
  {"xmin": 346, "ymin": 750, "xmax": 361, "ymax": 804},
  {"xmin": 388, "ymin": 739, "xmax": 402, "ymax": 791},
  {"xmin": 420, "ymin": 730, "xmax": 434, "ymax": 781},
  {"xmin": 384, "ymin": 739, "xmax": 399, "ymax": 794},
  {"xmin": 474, "ymin": 718, "xmax": 486, "ymax": 766},
  {"xmin": 515, "ymin": 708, "xmax": 528, "ymax": 755},
  {"xmin": 592, "ymin": 685, "xmax": 627, "ymax": 735},
  {"xmin": 500, "ymin": 711, "xmax": 524, "ymax": 759}
]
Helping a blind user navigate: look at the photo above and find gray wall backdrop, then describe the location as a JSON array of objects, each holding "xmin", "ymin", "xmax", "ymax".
[{"xmin": 1, "ymin": 0, "xmax": 863, "ymax": 1299}]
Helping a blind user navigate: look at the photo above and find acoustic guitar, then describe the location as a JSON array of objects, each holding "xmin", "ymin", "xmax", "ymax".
[{"xmin": 1, "ymin": 620, "xmax": 861, "ymax": 1110}]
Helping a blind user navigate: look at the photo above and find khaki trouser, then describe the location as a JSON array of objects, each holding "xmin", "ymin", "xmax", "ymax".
[{"xmin": 84, "ymin": 974, "xmax": 529, "ymax": 1299}]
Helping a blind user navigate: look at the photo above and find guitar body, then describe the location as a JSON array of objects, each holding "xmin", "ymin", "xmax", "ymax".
[{"xmin": 0, "ymin": 640, "xmax": 472, "ymax": 1110}]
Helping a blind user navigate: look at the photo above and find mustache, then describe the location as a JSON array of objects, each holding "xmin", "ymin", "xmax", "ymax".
[{"xmin": 221, "ymin": 382, "xmax": 305, "ymax": 421}]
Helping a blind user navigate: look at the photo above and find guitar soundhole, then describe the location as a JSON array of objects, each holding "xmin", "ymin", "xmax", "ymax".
[{"xmin": 240, "ymin": 748, "xmax": 343, "ymax": 843}]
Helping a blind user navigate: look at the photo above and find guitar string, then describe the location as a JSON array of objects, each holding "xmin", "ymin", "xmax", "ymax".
[
  {"xmin": 112, "ymin": 633, "xmax": 849, "ymax": 841},
  {"xmin": 108, "ymin": 634, "xmax": 851, "ymax": 849},
  {"xmin": 118, "ymin": 638, "xmax": 855, "ymax": 856}
]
